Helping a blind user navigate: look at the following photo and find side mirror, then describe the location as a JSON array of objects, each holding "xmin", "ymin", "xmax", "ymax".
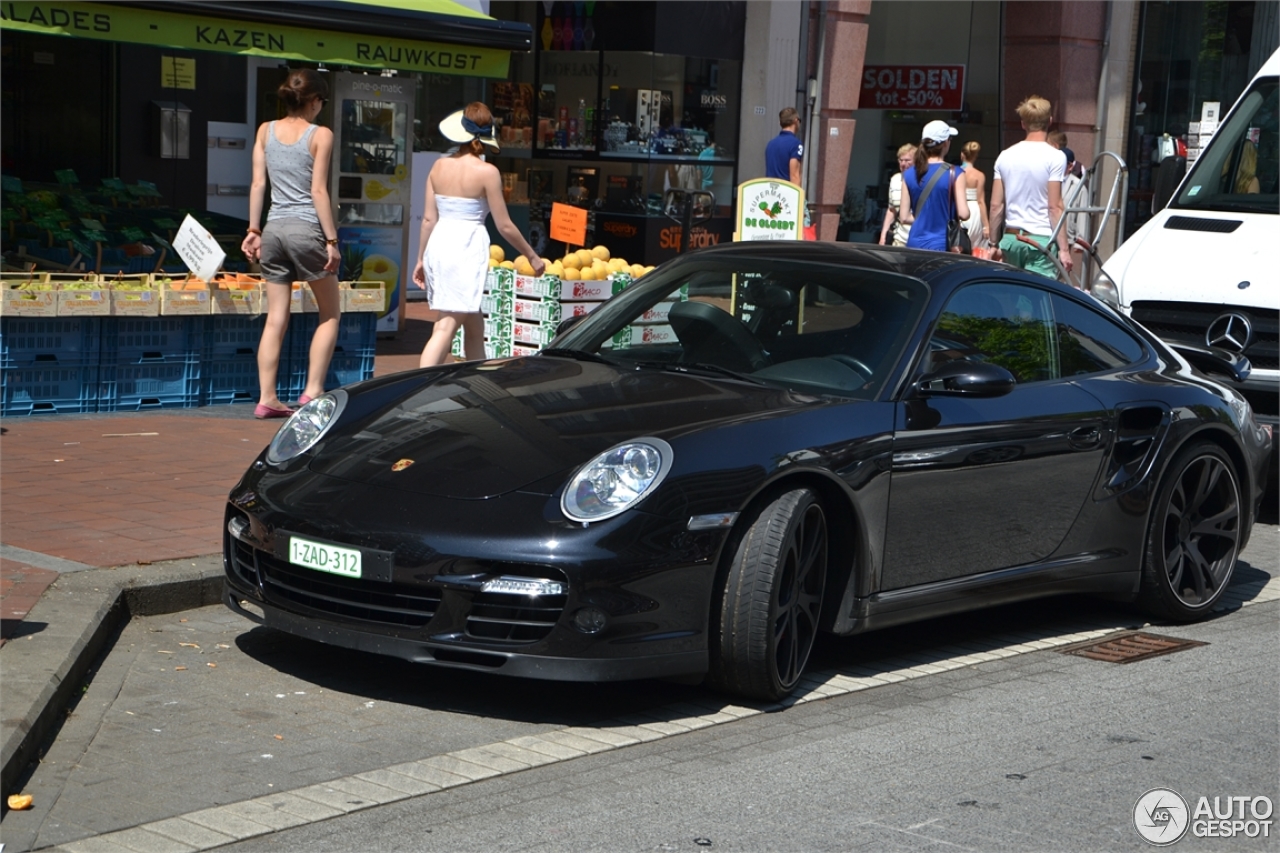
[
  {"xmin": 917, "ymin": 360, "xmax": 1016, "ymax": 398},
  {"xmin": 555, "ymin": 314, "xmax": 587, "ymax": 338}
]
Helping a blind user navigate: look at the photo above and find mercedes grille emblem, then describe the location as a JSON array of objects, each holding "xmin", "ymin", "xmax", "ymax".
[{"xmin": 1205, "ymin": 312, "xmax": 1253, "ymax": 354}]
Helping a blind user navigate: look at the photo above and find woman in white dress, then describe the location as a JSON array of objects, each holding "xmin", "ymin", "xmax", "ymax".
[
  {"xmin": 412, "ymin": 103, "xmax": 545, "ymax": 367},
  {"xmin": 959, "ymin": 141, "xmax": 991, "ymax": 250},
  {"xmin": 878, "ymin": 143, "xmax": 916, "ymax": 247}
]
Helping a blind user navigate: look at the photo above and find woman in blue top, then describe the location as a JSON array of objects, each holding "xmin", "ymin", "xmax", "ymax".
[{"xmin": 899, "ymin": 120, "xmax": 970, "ymax": 252}]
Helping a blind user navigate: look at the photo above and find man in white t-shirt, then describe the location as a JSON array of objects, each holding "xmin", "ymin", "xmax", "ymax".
[{"xmin": 989, "ymin": 95, "xmax": 1072, "ymax": 278}]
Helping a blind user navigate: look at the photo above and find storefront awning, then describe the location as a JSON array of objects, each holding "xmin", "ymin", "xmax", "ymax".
[{"xmin": 0, "ymin": 1, "xmax": 531, "ymax": 78}]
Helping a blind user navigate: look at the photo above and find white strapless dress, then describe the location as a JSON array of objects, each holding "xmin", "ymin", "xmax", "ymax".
[
  {"xmin": 962, "ymin": 187, "xmax": 986, "ymax": 248},
  {"xmin": 424, "ymin": 195, "xmax": 490, "ymax": 312}
]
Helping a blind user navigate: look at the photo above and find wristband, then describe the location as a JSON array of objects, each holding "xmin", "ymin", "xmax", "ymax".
[
  {"xmin": 324, "ymin": 238, "xmax": 339, "ymax": 246},
  {"xmin": 247, "ymin": 227, "xmax": 262, "ymax": 235}
]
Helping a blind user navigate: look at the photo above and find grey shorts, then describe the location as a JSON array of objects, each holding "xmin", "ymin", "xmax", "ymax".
[{"xmin": 260, "ymin": 218, "xmax": 329, "ymax": 283}]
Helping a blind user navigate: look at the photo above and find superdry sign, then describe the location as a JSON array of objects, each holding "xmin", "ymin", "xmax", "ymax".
[
  {"xmin": 0, "ymin": 2, "xmax": 511, "ymax": 78},
  {"xmin": 860, "ymin": 65, "xmax": 966, "ymax": 110}
]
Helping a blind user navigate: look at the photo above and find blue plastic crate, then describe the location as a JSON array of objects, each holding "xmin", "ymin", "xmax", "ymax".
[
  {"xmin": 98, "ymin": 358, "xmax": 200, "ymax": 411},
  {"xmin": 1, "ymin": 317, "xmax": 102, "ymax": 370},
  {"xmin": 204, "ymin": 315, "xmax": 264, "ymax": 360},
  {"xmin": 1, "ymin": 363, "xmax": 99, "ymax": 416},
  {"xmin": 201, "ymin": 354, "xmax": 260, "ymax": 405},
  {"xmin": 102, "ymin": 317, "xmax": 201, "ymax": 365}
]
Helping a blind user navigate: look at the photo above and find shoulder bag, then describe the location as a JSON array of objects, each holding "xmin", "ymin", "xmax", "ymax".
[{"xmin": 945, "ymin": 168, "xmax": 972, "ymax": 254}]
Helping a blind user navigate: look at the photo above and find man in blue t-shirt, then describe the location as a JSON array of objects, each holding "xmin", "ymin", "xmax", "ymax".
[{"xmin": 765, "ymin": 107, "xmax": 803, "ymax": 184}]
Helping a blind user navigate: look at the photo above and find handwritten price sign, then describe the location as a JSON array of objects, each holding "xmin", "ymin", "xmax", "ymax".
[{"xmin": 860, "ymin": 65, "xmax": 965, "ymax": 111}]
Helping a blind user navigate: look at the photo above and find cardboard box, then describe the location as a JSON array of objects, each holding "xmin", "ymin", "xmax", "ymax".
[
  {"xmin": 513, "ymin": 297, "xmax": 562, "ymax": 323},
  {"xmin": 211, "ymin": 282, "xmax": 264, "ymax": 316},
  {"xmin": 481, "ymin": 291, "xmax": 514, "ymax": 318},
  {"xmin": 484, "ymin": 338, "xmax": 513, "ymax": 359},
  {"xmin": 158, "ymin": 280, "xmax": 212, "ymax": 315},
  {"xmin": 56, "ymin": 286, "xmax": 111, "ymax": 317},
  {"xmin": 289, "ymin": 282, "xmax": 318, "ymax": 314},
  {"xmin": 1200, "ymin": 101, "xmax": 1221, "ymax": 123},
  {"xmin": 485, "ymin": 268, "xmax": 515, "ymax": 294},
  {"xmin": 0, "ymin": 277, "xmax": 58, "ymax": 317},
  {"xmin": 511, "ymin": 342, "xmax": 542, "ymax": 358},
  {"xmin": 635, "ymin": 301, "xmax": 676, "ymax": 324},
  {"xmin": 513, "ymin": 319, "xmax": 558, "ymax": 346},
  {"xmin": 106, "ymin": 275, "xmax": 161, "ymax": 317},
  {"xmin": 514, "ymin": 274, "xmax": 562, "ymax": 300},
  {"xmin": 561, "ymin": 278, "xmax": 624, "ymax": 302},
  {"xmin": 561, "ymin": 300, "xmax": 603, "ymax": 318},
  {"xmin": 631, "ymin": 323, "xmax": 677, "ymax": 345},
  {"xmin": 484, "ymin": 315, "xmax": 513, "ymax": 342},
  {"xmin": 341, "ymin": 281, "xmax": 385, "ymax": 313}
]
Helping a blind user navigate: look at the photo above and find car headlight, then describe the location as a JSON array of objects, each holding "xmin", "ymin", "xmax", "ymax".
[
  {"xmin": 266, "ymin": 390, "xmax": 348, "ymax": 464},
  {"xmin": 561, "ymin": 437, "xmax": 674, "ymax": 523},
  {"xmin": 1089, "ymin": 271, "xmax": 1120, "ymax": 307}
]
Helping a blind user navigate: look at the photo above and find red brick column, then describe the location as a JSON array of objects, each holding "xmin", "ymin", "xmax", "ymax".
[
  {"xmin": 1002, "ymin": 2, "xmax": 1108, "ymax": 163},
  {"xmin": 813, "ymin": 1, "xmax": 871, "ymax": 242}
]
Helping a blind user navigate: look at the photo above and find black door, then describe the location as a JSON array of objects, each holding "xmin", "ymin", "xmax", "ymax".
[{"xmin": 881, "ymin": 282, "xmax": 1111, "ymax": 590}]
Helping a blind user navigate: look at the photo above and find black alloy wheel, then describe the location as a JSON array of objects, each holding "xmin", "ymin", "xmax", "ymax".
[
  {"xmin": 709, "ymin": 488, "xmax": 827, "ymax": 701},
  {"xmin": 1139, "ymin": 442, "xmax": 1242, "ymax": 621}
]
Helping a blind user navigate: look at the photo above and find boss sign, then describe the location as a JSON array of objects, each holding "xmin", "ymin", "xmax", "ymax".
[{"xmin": 860, "ymin": 65, "xmax": 966, "ymax": 110}]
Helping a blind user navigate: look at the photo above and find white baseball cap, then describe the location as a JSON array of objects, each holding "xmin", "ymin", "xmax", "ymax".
[{"xmin": 921, "ymin": 120, "xmax": 958, "ymax": 145}]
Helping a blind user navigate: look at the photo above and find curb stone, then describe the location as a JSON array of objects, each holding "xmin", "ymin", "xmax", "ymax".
[{"xmin": 0, "ymin": 554, "xmax": 225, "ymax": 797}]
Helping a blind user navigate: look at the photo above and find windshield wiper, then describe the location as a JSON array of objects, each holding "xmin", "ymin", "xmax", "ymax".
[
  {"xmin": 540, "ymin": 347, "xmax": 614, "ymax": 364},
  {"xmin": 632, "ymin": 360, "xmax": 769, "ymax": 386}
]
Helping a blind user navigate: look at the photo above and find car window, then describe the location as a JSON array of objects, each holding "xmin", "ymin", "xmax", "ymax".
[
  {"xmin": 1051, "ymin": 294, "xmax": 1146, "ymax": 375},
  {"xmin": 926, "ymin": 283, "xmax": 1057, "ymax": 383},
  {"xmin": 550, "ymin": 256, "xmax": 929, "ymax": 399}
]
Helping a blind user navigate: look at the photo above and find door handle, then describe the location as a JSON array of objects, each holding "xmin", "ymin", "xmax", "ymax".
[{"xmin": 1068, "ymin": 426, "xmax": 1102, "ymax": 450}]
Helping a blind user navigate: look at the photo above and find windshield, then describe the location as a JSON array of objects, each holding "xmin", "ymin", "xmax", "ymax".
[
  {"xmin": 548, "ymin": 254, "xmax": 929, "ymax": 399},
  {"xmin": 1173, "ymin": 76, "xmax": 1277, "ymax": 214}
]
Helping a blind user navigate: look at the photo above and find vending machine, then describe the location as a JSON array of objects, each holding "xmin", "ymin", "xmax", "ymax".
[{"xmin": 330, "ymin": 72, "xmax": 415, "ymax": 334}]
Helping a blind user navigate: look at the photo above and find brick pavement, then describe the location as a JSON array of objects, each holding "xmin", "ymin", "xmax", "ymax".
[{"xmin": 0, "ymin": 300, "xmax": 437, "ymax": 637}]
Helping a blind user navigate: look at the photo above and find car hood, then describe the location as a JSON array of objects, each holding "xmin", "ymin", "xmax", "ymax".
[
  {"xmin": 307, "ymin": 356, "xmax": 819, "ymax": 499},
  {"xmin": 1105, "ymin": 209, "xmax": 1277, "ymax": 309}
]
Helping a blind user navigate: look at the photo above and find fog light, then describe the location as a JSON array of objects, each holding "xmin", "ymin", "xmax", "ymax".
[
  {"xmin": 481, "ymin": 576, "xmax": 565, "ymax": 596},
  {"xmin": 571, "ymin": 607, "xmax": 608, "ymax": 634}
]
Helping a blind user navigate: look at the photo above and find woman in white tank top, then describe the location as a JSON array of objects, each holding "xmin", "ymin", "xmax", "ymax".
[{"xmin": 412, "ymin": 102, "xmax": 544, "ymax": 367}]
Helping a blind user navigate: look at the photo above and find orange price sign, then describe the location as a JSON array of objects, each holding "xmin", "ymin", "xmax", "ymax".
[{"xmin": 549, "ymin": 203, "xmax": 588, "ymax": 247}]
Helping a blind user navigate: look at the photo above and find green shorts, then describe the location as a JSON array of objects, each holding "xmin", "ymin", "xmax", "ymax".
[{"xmin": 998, "ymin": 232, "xmax": 1058, "ymax": 279}]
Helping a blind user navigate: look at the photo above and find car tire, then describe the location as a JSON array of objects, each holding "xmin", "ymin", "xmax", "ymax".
[
  {"xmin": 1138, "ymin": 441, "xmax": 1242, "ymax": 621},
  {"xmin": 709, "ymin": 488, "xmax": 827, "ymax": 701}
]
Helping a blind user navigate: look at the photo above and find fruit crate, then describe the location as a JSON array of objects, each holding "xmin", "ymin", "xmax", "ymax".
[
  {"xmin": 1, "ymin": 363, "xmax": 100, "ymax": 416},
  {"xmin": 0, "ymin": 274, "xmax": 58, "ymax": 318},
  {"xmin": 98, "ymin": 355, "xmax": 200, "ymax": 411},
  {"xmin": 1, "ymin": 316, "xmax": 103, "ymax": 370},
  {"xmin": 201, "ymin": 353, "xmax": 260, "ymax": 406},
  {"xmin": 102, "ymin": 317, "xmax": 202, "ymax": 365}
]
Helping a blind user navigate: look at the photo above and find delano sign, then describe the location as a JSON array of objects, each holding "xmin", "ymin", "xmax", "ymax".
[{"xmin": 0, "ymin": 1, "xmax": 511, "ymax": 78}]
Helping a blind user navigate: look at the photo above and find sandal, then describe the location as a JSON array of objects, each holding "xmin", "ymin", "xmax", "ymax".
[{"xmin": 254, "ymin": 403, "xmax": 295, "ymax": 419}]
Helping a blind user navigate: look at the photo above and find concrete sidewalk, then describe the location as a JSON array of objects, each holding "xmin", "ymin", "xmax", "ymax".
[{"xmin": 0, "ymin": 302, "xmax": 437, "ymax": 795}]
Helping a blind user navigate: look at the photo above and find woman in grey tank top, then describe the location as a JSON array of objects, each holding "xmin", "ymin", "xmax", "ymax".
[{"xmin": 241, "ymin": 69, "xmax": 342, "ymax": 419}]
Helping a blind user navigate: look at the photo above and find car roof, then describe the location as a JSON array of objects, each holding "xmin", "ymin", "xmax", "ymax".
[{"xmin": 684, "ymin": 240, "xmax": 1009, "ymax": 282}]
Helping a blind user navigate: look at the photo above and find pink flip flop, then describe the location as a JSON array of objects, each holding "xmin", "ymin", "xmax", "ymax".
[
  {"xmin": 254, "ymin": 403, "xmax": 295, "ymax": 419},
  {"xmin": 297, "ymin": 394, "xmax": 314, "ymax": 406}
]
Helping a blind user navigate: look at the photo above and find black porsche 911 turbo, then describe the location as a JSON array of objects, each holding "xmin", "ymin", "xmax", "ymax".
[{"xmin": 224, "ymin": 242, "xmax": 1271, "ymax": 701}]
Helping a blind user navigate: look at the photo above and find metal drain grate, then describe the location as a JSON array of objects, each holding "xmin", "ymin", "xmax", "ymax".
[{"xmin": 1060, "ymin": 631, "xmax": 1207, "ymax": 664}]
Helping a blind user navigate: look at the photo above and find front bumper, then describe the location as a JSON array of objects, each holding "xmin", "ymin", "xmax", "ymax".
[{"xmin": 223, "ymin": 471, "xmax": 728, "ymax": 682}]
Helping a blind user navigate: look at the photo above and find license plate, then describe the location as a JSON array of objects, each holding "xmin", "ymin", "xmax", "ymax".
[{"xmin": 289, "ymin": 536, "xmax": 362, "ymax": 579}]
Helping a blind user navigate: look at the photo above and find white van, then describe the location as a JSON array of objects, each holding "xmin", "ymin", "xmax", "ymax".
[{"xmin": 1093, "ymin": 48, "xmax": 1277, "ymax": 446}]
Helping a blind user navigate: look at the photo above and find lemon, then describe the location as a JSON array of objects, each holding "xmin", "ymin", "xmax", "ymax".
[
  {"xmin": 575, "ymin": 248, "xmax": 594, "ymax": 267},
  {"xmin": 609, "ymin": 258, "xmax": 628, "ymax": 273},
  {"xmin": 561, "ymin": 267, "xmax": 580, "ymax": 281},
  {"xmin": 591, "ymin": 245, "xmax": 611, "ymax": 262},
  {"xmin": 579, "ymin": 266, "xmax": 597, "ymax": 281},
  {"xmin": 488, "ymin": 258, "xmax": 499, "ymax": 268},
  {"xmin": 514, "ymin": 255, "xmax": 533, "ymax": 275},
  {"xmin": 561, "ymin": 253, "xmax": 581, "ymax": 270},
  {"xmin": 489, "ymin": 245, "xmax": 505, "ymax": 263},
  {"xmin": 500, "ymin": 260, "xmax": 515, "ymax": 269}
]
